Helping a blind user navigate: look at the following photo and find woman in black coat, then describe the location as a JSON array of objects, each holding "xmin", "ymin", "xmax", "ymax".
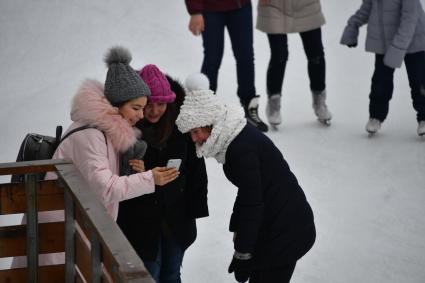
[
  {"xmin": 176, "ymin": 73, "xmax": 315, "ymax": 283},
  {"xmin": 117, "ymin": 66, "xmax": 208, "ymax": 283}
]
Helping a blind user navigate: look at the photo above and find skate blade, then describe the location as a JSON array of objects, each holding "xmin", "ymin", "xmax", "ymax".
[
  {"xmin": 318, "ymin": 119, "xmax": 331, "ymax": 126},
  {"xmin": 367, "ymin": 132, "xmax": 376, "ymax": 138},
  {"xmin": 270, "ymin": 124, "xmax": 280, "ymax": 131}
]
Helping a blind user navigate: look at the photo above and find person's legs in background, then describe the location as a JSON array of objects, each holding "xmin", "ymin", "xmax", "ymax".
[
  {"xmin": 201, "ymin": 11, "xmax": 225, "ymax": 93},
  {"xmin": 300, "ymin": 28, "xmax": 332, "ymax": 123},
  {"xmin": 404, "ymin": 51, "xmax": 425, "ymax": 136},
  {"xmin": 264, "ymin": 33, "xmax": 288, "ymax": 126},
  {"xmin": 227, "ymin": 3, "xmax": 268, "ymax": 132},
  {"xmin": 366, "ymin": 54, "xmax": 395, "ymax": 134}
]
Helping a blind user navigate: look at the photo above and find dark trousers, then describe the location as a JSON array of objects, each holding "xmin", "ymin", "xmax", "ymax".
[
  {"xmin": 266, "ymin": 28, "xmax": 326, "ymax": 96},
  {"xmin": 249, "ymin": 262, "xmax": 296, "ymax": 283},
  {"xmin": 143, "ymin": 231, "xmax": 184, "ymax": 283},
  {"xmin": 369, "ymin": 51, "xmax": 425, "ymax": 122},
  {"xmin": 202, "ymin": 2, "xmax": 256, "ymax": 105}
]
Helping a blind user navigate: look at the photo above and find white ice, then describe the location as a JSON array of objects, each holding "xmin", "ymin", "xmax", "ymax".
[{"xmin": 0, "ymin": 1, "xmax": 424, "ymax": 282}]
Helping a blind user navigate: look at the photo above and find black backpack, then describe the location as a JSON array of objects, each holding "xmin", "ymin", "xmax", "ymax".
[{"xmin": 11, "ymin": 125, "xmax": 96, "ymax": 182}]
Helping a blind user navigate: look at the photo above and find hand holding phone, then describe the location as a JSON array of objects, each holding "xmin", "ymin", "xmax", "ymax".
[{"xmin": 166, "ymin": 159, "xmax": 182, "ymax": 170}]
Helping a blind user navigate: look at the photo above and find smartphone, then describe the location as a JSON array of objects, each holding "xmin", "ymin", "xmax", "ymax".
[{"xmin": 166, "ymin": 159, "xmax": 182, "ymax": 170}]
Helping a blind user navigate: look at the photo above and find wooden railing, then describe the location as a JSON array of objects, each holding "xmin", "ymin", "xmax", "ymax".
[{"xmin": 0, "ymin": 160, "xmax": 155, "ymax": 283}]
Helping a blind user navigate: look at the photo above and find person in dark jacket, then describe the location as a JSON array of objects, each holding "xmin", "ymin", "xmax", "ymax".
[
  {"xmin": 117, "ymin": 65, "xmax": 209, "ymax": 283},
  {"xmin": 185, "ymin": 0, "xmax": 269, "ymax": 132},
  {"xmin": 176, "ymin": 73, "xmax": 315, "ymax": 283}
]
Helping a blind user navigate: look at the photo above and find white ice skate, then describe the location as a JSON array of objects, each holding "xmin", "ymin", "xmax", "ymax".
[
  {"xmin": 266, "ymin": 94, "xmax": 282, "ymax": 129},
  {"xmin": 365, "ymin": 118, "xmax": 381, "ymax": 136},
  {"xmin": 417, "ymin": 121, "xmax": 425, "ymax": 137},
  {"xmin": 312, "ymin": 90, "xmax": 332, "ymax": 125}
]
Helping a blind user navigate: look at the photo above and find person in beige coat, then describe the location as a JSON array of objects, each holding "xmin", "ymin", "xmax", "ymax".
[{"xmin": 256, "ymin": 0, "xmax": 332, "ymax": 126}]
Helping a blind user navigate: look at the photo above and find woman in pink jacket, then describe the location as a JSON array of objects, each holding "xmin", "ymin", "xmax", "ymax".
[{"xmin": 12, "ymin": 46, "xmax": 179, "ymax": 267}]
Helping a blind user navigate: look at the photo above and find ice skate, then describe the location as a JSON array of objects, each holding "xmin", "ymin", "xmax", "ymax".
[
  {"xmin": 365, "ymin": 118, "xmax": 381, "ymax": 136},
  {"xmin": 266, "ymin": 94, "xmax": 282, "ymax": 128},
  {"xmin": 417, "ymin": 121, "xmax": 425, "ymax": 137},
  {"xmin": 312, "ymin": 90, "xmax": 332, "ymax": 125},
  {"xmin": 244, "ymin": 96, "xmax": 269, "ymax": 132}
]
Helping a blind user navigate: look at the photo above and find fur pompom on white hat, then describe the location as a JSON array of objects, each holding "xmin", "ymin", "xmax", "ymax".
[
  {"xmin": 176, "ymin": 73, "xmax": 225, "ymax": 133},
  {"xmin": 184, "ymin": 73, "xmax": 210, "ymax": 92}
]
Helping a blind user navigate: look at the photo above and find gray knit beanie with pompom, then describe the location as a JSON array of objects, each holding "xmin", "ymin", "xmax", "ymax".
[{"xmin": 104, "ymin": 46, "xmax": 151, "ymax": 106}]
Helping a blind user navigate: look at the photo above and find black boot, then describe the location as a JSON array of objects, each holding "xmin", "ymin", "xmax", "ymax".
[{"xmin": 244, "ymin": 96, "xmax": 269, "ymax": 132}]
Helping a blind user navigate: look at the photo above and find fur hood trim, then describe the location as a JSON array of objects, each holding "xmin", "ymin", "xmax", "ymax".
[{"xmin": 70, "ymin": 79, "xmax": 141, "ymax": 152}]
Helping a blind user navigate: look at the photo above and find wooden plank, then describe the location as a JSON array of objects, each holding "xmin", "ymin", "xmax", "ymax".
[
  {"xmin": 0, "ymin": 264, "xmax": 65, "ymax": 283},
  {"xmin": 0, "ymin": 159, "xmax": 71, "ymax": 176},
  {"xmin": 75, "ymin": 229, "xmax": 91, "ymax": 282},
  {"xmin": 0, "ymin": 222, "xmax": 64, "ymax": 257},
  {"xmin": 0, "ymin": 180, "xmax": 64, "ymax": 215}
]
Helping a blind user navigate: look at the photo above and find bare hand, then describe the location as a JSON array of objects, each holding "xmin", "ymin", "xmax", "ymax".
[
  {"xmin": 151, "ymin": 167, "xmax": 179, "ymax": 186},
  {"xmin": 129, "ymin": 159, "xmax": 145, "ymax": 173},
  {"xmin": 189, "ymin": 14, "xmax": 204, "ymax": 36}
]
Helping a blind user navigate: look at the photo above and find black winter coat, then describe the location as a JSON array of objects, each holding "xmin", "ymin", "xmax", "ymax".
[
  {"xmin": 224, "ymin": 124, "xmax": 315, "ymax": 269},
  {"xmin": 117, "ymin": 126, "xmax": 209, "ymax": 261}
]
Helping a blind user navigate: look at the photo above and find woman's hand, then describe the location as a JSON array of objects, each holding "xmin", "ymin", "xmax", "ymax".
[
  {"xmin": 189, "ymin": 14, "xmax": 204, "ymax": 36},
  {"xmin": 129, "ymin": 159, "xmax": 145, "ymax": 173},
  {"xmin": 151, "ymin": 167, "xmax": 180, "ymax": 186}
]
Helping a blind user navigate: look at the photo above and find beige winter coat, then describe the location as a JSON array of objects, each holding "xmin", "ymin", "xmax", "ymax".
[{"xmin": 256, "ymin": 0, "xmax": 325, "ymax": 34}]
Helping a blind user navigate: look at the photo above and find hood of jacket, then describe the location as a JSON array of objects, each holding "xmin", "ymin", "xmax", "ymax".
[{"xmin": 70, "ymin": 79, "xmax": 141, "ymax": 152}]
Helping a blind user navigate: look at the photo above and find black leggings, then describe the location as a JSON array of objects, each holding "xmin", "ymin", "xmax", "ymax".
[{"xmin": 266, "ymin": 28, "xmax": 325, "ymax": 96}]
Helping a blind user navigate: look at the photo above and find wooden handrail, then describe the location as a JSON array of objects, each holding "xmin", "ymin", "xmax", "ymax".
[{"xmin": 0, "ymin": 160, "xmax": 155, "ymax": 283}]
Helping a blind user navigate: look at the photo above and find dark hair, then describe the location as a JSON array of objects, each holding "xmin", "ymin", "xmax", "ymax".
[{"xmin": 137, "ymin": 75, "xmax": 185, "ymax": 145}]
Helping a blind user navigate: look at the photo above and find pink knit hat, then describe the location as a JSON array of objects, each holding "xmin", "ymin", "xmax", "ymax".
[{"xmin": 139, "ymin": 64, "xmax": 176, "ymax": 103}]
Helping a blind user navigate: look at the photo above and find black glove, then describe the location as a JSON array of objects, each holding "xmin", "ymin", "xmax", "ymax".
[
  {"xmin": 347, "ymin": 42, "xmax": 357, "ymax": 48},
  {"xmin": 228, "ymin": 257, "xmax": 252, "ymax": 282}
]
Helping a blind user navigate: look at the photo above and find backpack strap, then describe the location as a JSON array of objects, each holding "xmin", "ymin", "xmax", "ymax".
[
  {"xmin": 59, "ymin": 125, "xmax": 107, "ymax": 147},
  {"xmin": 54, "ymin": 125, "xmax": 63, "ymax": 149}
]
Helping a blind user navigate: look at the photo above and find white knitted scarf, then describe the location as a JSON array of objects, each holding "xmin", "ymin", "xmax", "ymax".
[{"xmin": 196, "ymin": 104, "xmax": 246, "ymax": 164}]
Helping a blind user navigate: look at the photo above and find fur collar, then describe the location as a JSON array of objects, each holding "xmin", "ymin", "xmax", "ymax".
[{"xmin": 70, "ymin": 79, "xmax": 141, "ymax": 153}]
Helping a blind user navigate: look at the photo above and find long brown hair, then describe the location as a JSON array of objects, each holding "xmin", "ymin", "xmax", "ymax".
[{"xmin": 137, "ymin": 75, "xmax": 185, "ymax": 146}]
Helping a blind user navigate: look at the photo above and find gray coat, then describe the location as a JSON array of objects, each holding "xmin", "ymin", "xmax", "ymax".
[
  {"xmin": 256, "ymin": 0, "xmax": 325, "ymax": 34},
  {"xmin": 340, "ymin": 0, "xmax": 425, "ymax": 68}
]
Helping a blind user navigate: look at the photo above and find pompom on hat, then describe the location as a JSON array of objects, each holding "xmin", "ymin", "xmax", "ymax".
[
  {"xmin": 176, "ymin": 73, "xmax": 226, "ymax": 133},
  {"xmin": 139, "ymin": 64, "xmax": 176, "ymax": 103},
  {"xmin": 104, "ymin": 46, "xmax": 151, "ymax": 105}
]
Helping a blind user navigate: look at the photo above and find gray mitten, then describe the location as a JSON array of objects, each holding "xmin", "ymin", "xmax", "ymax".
[{"xmin": 120, "ymin": 140, "xmax": 148, "ymax": 176}]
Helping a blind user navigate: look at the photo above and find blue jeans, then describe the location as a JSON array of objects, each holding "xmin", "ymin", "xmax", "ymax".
[
  {"xmin": 369, "ymin": 51, "xmax": 425, "ymax": 122},
  {"xmin": 143, "ymin": 233, "xmax": 184, "ymax": 283},
  {"xmin": 202, "ymin": 2, "xmax": 256, "ymax": 105}
]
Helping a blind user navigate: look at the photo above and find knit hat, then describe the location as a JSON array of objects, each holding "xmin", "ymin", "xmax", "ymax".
[
  {"xmin": 176, "ymin": 73, "xmax": 226, "ymax": 133},
  {"xmin": 139, "ymin": 64, "xmax": 176, "ymax": 103},
  {"xmin": 104, "ymin": 46, "xmax": 151, "ymax": 105}
]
